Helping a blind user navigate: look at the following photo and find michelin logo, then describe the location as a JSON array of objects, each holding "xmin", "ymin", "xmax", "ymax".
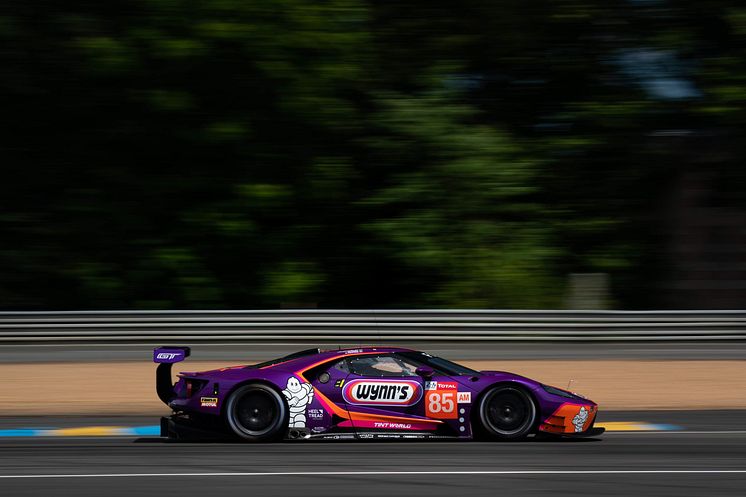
[
  {"xmin": 572, "ymin": 406, "xmax": 588, "ymax": 432},
  {"xmin": 282, "ymin": 377, "xmax": 314, "ymax": 428}
]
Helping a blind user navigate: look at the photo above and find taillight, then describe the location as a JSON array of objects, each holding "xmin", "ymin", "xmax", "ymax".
[{"xmin": 183, "ymin": 379, "xmax": 207, "ymax": 398}]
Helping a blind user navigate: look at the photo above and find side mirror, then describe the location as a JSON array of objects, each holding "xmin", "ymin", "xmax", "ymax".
[{"xmin": 415, "ymin": 366, "xmax": 434, "ymax": 378}]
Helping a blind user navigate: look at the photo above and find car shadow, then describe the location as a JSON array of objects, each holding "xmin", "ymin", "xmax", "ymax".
[
  {"xmin": 133, "ymin": 437, "xmax": 236, "ymax": 444},
  {"xmin": 526, "ymin": 436, "xmax": 602, "ymax": 443},
  {"xmin": 133, "ymin": 435, "xmax": 603, "ymax": 444}
]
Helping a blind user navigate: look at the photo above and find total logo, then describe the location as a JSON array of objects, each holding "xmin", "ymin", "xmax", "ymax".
[
  {"xmin": 343, "ymin": 379, "xmax": 423, "ymax": 406},
  {"xmin": 425, "ymin": 381, "xmax": 457, "ymax": 391}
]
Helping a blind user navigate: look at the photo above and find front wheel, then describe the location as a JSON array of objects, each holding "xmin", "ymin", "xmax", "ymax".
[
  {"xmin": 225, "ymin": 384, "xmax": 287, "ymax": 442},
  {"xmin": 477, "ymin": 385, "xmax": 536, "ymax": 440}
]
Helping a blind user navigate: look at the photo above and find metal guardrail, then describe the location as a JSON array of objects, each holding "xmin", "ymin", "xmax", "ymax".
[{"xmin": 1, "ymin": 310, "xmax": 745, "ymax": 342}]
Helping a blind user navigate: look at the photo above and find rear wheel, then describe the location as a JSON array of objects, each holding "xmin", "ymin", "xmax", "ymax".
[
  {"xmin": 478, "ymin": 385, "xmax": 536, "ymax": 440},
  {"xmin": 225, "ymin": 384, "xmax": 287, "ymax": 442}
]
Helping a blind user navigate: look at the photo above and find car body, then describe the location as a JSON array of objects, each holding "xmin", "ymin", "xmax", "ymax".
[{"xmin": 154, "ymin": 346, "xmax": 603, "ymax": 441}]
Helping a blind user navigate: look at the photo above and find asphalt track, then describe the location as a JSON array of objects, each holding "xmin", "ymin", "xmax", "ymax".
[
  {"xmin": 2, "ymin": 341, "xmax": 746, "ymax": 362},
  {"xmin": 1, "ymin": 411, "xmax": 744, "ymax": 496}
]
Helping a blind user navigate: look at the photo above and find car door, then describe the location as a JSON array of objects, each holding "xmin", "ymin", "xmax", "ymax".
[
  {"xmin": 341, "ymin": 354, "xmax": 443, "ymax": 436},
  {"xmin": 394, "ymin": 350, "xmax": 477, "ymax": 438}
]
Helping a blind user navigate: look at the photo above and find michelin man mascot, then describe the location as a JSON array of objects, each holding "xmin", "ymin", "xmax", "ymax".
[
  {"xmin": 572, "ymin": 406, "xmax": 588, "ymax": 432},
  {"xmin": 282, "ymin": 377, "xmax": 314, "ymax": 428}
]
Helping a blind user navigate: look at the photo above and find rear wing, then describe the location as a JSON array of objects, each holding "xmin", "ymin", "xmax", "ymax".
[
  {"xmin": 154, "ymin": 346, "xmax": 191, "ymax": 405},
  {"xmin": 154, "ymin": 346, "xmax": 190, "ymax": 364}
]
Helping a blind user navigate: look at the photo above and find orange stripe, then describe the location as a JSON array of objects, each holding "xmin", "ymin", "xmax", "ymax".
[
  {"xmin": 349, "ymin": 411, "xmax": 442, "ymax": 424},
  {"xmin": 259, "ymin": 359, "xmax": 295, "ymax": 370},
  {"xmin": 313, "ymin": 390, "xmax": 350, "ymax": 419},
  {"xmin": 542, "ymin": 402, "xmax": 596, "ymax": 433}
]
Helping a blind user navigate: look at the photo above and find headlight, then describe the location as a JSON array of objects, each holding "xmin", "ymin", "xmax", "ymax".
[{"xmin": 542, "ymin": 384, "xmax": 579, "ymax": 399}]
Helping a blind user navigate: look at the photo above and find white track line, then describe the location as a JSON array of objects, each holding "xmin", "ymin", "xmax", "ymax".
[{"xmin": 1, "ymin": 470, "xmax": 745, "ymax": 479}]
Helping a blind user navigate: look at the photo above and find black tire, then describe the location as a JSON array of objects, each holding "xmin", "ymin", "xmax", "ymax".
[
  {"xmin": 477, "ymin": 385, "xmax": 536, "ymax": 440},
  {"xmin": 225, "ymin": 383, "xmax": 288, "ymax": 442}
]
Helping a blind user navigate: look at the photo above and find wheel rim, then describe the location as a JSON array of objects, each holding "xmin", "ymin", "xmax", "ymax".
[
  {"xmin": 233, "ymin": 389, "xmax": 280, "ymax": 436},
  {"xmin": 483, "ymin": 388, "xmax": 534, "ymax": 435}
]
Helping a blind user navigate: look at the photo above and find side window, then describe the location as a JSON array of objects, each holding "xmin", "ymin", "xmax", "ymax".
[
  {"xmin": 347, "ymin": 355, "xmax": 419, "ymax": 377},
  {"xmin": 303, "ymin": 358, "xmax": 348, "ymax": 382},
  {"xmin": 333, "ymin": 358, "xmax": 350, "ymax": 373}
]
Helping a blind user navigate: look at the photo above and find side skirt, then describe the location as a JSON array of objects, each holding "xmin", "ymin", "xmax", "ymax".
[{"xmin": 308, "ymin": 431, "xmax": 461, "ymax": 441}]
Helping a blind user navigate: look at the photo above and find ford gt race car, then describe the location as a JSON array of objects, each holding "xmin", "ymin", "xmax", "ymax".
[{"xmin": 154, "ymin": 346, "xmax": 603, "ymax": 441}]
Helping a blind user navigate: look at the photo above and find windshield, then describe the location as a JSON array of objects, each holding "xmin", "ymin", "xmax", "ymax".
[{"xmin": 398, "ymin": 351, "xmax": 480, "ymax": 376}]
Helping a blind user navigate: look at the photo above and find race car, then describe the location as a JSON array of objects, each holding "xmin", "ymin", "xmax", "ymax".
[{"xmin": 154, "ymin": 346, "xmax": 603, "ymax": 441}]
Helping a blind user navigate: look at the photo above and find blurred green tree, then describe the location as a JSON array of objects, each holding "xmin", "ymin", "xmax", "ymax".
[{"xmin": 1, "ymin": 0, "xmax": 744, "ymax": 309}]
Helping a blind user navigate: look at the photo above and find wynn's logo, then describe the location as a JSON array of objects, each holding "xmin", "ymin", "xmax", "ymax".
[{"xmin": 342, "ymin": 379, "xmax": 422, "ymax": 406}]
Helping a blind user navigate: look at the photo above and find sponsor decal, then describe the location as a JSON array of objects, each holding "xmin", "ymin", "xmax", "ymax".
[
  {"xmin": 426, "ymin": 381, "xmax": 456, "ymax": 391},
  {"xmin": 375, "ymin": 434, "xmax": 404, "ymax": 439},
  {"xmin": 334, "ymin": 379, "xmax": 345, "ymax": 388},
  {"xmin": 342, "ymin": 379, "xmax": 422, "ymax": 407},
  {"xmin": 200, "ymin": 397, "xmax": 218, "ymax": 408},
  {"xmin": 318, "ymin": 433, "xmax": 356, "ymax": 440},
  {"xmin": 572, "ymin": 406, "xmax": 588, "ymax": 432},
  {"xmin": 425, "ymin": 382, "xmax": 458, "ymax": 419},
  {"xmin": 308, "ymin": 408, "xmax": 324, "ymax": 420},
  {"xmin": 343, "ymin": 349, "xmax": 363, "ymax": 354},
  {"xmin": 156, "ymin": 352, "xmax": 179, "ymax": 360},
  {"xmin": 374, "ymin": 422, "xmax": 410, "ymax": 429},
  {"xmin": 341, "ymin": 420, "xmax": 436, "ymax": 431},
  {"xmin": 457, "ymin": 392, "xmax": 471, "ymax": 404},
  {"xmin": 282, "ymin": 377, "xmax": 314, "ymax": 428}
]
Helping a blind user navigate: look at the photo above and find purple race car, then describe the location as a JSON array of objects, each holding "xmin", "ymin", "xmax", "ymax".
[{"xmin": 154, "ymin": 346, "xmax": 603, "ymax": 441}]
